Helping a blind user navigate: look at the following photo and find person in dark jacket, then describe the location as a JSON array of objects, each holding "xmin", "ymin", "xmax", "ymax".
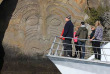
[
  {"xmin": 61, "ymin": 15, "xmax": 74, "ymax": 57},
  {"xmin": 89, "ymin": 26, "xmax": 95, "ymax": 39},
  {"xmin": 89, "ymin": 26, "xmax": 95, "ymax": 53},
  {"xmin": 75, "ymin": 22, "xmax": 88, "ymax": 59}
]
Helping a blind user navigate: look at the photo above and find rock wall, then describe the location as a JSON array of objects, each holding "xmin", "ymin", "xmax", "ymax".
[
  {"xmin": 87, "ymin": 0, "xmax": 110, "ymax": 8},
  {"xmin": 0, "ymin": 0, "xmax": 3, "ymax": 4},
  {"xmin": 102, "ymin": 12, "xmax": 110, "ymax": 40},
  {"xmin": 1, "ymin": 0, "xmax": 87, "ymax": 56}
]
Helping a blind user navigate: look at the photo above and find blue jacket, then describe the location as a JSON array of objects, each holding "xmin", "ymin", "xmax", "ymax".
[{"xmin": 62, "ymin": 20, "xmax": 74, "ymax": 38}]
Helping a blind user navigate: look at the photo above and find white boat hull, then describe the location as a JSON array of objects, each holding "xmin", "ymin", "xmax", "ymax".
[{"xmin": 47, "ymin": 56, "xmax": 110, "ymax": 74}]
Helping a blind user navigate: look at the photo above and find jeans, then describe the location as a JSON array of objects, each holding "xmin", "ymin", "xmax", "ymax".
[
  {"xmin": 78, "ymin": 41, "xmax": 85, "ymax": 59},
  {"xmin": 93, "ymin": 41, "xmax": 101, "ymax": 60}
]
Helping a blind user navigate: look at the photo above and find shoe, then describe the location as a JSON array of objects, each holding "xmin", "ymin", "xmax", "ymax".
[
  {"xmin": 67, "ymin": 55, "xmax": 70, "ymax": 57},
  {"xmin": 73, "ymin": 55, "xmax": 77, "ymax": 58}
]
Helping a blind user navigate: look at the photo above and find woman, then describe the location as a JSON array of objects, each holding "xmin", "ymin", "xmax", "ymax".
[
  {"xmin": 90, "ymin": 21, "xmax": 103, "ymax": 60},
  {"xmin": 73, "ymin": 26, "xmax": 81, "ymax": 58}
]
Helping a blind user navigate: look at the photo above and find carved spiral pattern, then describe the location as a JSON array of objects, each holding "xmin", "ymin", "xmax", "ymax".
[{"xmin": 4, "ymin": 0, "xmax": 87, "ymax": 55}]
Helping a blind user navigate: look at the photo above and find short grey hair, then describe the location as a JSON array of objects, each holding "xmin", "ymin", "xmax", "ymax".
[{"xmin": 66, "ymin": 15, "xmax": 71, "ymax": 20}]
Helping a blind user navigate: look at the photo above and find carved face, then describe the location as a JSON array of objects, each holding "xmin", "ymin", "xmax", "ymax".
[{"xmin": 4, "ymin": 0, "xmax": 87, "ymax": 56}]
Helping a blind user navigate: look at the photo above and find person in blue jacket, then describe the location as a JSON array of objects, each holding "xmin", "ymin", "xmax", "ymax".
[{"xmin": 61, "ymin": 15, "xmax": 74, "ymax": 57}]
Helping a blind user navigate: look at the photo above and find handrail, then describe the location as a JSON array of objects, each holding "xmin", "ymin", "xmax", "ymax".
[
  {"xmin": 54, "ymin": 42, "xmax": 110, "ymax": 49},
  {"xmin": 56, "ymin": 36, "xmax": 110, "ymax": 43},
  {"xmin": 48, "ymin": 36, "xmax": 110, "ymax": 63}
]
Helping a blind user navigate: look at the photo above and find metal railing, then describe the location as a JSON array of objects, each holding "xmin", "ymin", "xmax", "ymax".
[{"xmin": 48, "ymin": 36, "xmax": 110, "ymax": 63}]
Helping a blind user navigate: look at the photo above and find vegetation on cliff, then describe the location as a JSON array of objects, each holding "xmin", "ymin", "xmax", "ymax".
[{"xmin": 85, "ymin": 6, "xmax": 110, "ymax": 25}]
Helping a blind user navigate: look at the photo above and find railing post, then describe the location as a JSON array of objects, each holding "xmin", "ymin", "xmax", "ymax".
[
  {"xmin": 48, "ymin": 36, "xmax": 57, "ymax": 55},
  {"xmin": 60, "ymin": 43, "xmax": 64, "ymax": 56},
  {"xmin": 101, "ymin": 44, "xmax": 108, "ymax": 62},
  {"xmin": 54, "ymin": 38, "xmax": 61, "ymax": 56}
]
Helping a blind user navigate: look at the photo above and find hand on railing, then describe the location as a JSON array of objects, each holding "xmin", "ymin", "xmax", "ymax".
[
  {"xmin": 59, "ymin": 36, "xmax": 63, "ymax": 38},
  {"xmin": 90, "ymin": 39, "xmax": 93, "ymax": 41},
  {"xmin": 57, "ymin": 36, "xmax": 110, "ymax": 43},
  {"xmin": 59, "ymin": 36, "xmax": 65, "ymax": 40}
]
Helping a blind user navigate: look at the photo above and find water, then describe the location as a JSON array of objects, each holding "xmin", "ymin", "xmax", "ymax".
[{"xmin": 1, "ymin": 56, "xmax": 61, "ymax": 74}]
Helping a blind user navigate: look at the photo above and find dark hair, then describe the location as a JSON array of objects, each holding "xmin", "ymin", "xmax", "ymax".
[{"xmin": 81, "ymin": 22, "xmax": 85, "ymax": 25}]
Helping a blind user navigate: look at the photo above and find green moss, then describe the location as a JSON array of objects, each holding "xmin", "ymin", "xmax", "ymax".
[{"xmin": 85, "ymin": 6, "xmax": 110, "ymax": 25}]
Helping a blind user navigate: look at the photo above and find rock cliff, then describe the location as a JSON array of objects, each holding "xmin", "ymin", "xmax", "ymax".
[
  {"xmin": 87, "ymin": 0, "xmax": 110, "ymax": 8},
  {"xmin": 1, "ymin": 0, "xmax": 87, "ymax": 56},
  {"xmin": 0, "ymin": 0, "xmax": 109, "ymax": 57},
  {"xmin": 0, "ymin": 0, "xmax": 3, "ymax": 4}
]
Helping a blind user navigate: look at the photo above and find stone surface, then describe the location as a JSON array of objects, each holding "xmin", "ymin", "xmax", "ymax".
[
  {"xmin": 87, "ymin": 0, "xmax": 110, "ymax": 8},
  {"xmin": 0, "ymin": 0, "xmax": 110, "ymax": 57},
  {"xmin": 101, "ymin": 12, "xmax": 110, "ymax": 40},
  {"xmin": 0, "ymin": 0, "xmax": 3, "ymax": 4},
  {"xmin": 2, "ymin": 0, "xmax": 87, "ymax": 56}
]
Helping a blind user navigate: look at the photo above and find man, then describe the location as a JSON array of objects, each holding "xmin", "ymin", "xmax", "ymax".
[
  {"xmin": 61, "ymin": 15, "xmax": 74, "ymax": 57},
  {"xmin": 75, "ymin": 22, "xmax": 88, "ymax": 59}
]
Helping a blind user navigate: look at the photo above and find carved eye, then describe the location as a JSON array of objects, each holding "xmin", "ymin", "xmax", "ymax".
[
  {"xmin": 26, "ymin": 15, "xmax": 39, "ymax": 26},
  {"xmin": 50, "ymin": 18, "xmax": 61, "ymax": 26}
]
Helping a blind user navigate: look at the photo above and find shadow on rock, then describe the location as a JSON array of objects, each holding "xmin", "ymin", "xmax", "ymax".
[{"xmin": 0, "ymin": 0, "xmax": 18, "ymax": 72}]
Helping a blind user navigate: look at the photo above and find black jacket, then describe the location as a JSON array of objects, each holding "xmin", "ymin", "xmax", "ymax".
[
  {"xmin": 90, "ymin": 30, "xmax": 95, "ymax": 39},
  {"xmin": 62, "ymin": 20, "xmax": 74, "ymax": 38}
]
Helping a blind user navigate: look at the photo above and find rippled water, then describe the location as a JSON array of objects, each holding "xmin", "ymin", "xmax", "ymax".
[{"xmin": 1, "ymin": 56, "xmax": 61, "ymax": 74}]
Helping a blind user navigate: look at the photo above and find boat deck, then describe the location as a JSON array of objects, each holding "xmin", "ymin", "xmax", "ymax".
[{"xmin": 47, "ymin": 55, "xmax": 110, "ymax": 74}]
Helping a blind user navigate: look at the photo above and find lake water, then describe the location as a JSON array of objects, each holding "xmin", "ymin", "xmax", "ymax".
[{"xmin": 1, "ymin": 56, "xmax": 61, "ymax": 74}]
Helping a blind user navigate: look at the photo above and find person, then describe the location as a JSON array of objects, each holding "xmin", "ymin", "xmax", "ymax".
[
  {"xmin": 75, "ymin": 22, "xmax": 88, "ymax": 59},
  {"xmin": 89, "ymin": 26, "xmax": 95, "ymax": 53},
  {"xmin": 90, "ymin": 21, "xmax": 103, "ymax": 60},
  {"xmin": 73, "ymin": 26, "xmax": 81, "ymax": 58},
  {"xmin": 89, "ymin": 26, "xmax": 95, "ymax": 39},
  {"xmin": 60, "ymin": 15, "xmax": 74, "ymax": 57}
]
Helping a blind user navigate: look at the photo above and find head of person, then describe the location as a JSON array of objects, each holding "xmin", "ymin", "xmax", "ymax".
[
  {"xmin": 81, "ymin": 22, "xmax": 85, "ymax": 25},
  {"xmin": 95, "ymin": 20, "xmax": 102, "ymax": 27},
  {"xmin": 91, "ymin": 26, "xmax": 95, "ymax": 31},
  {"xmin": 75, "ymin": 26, "xmax": 80, "ymax": 32},
  {"xmin": 65, "ymin": 15, "xmax": 71, "ymax": 22}
]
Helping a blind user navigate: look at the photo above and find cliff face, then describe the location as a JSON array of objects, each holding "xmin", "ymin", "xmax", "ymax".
[
  {"xmin": 0, "ymin": 0, "xmax": 109, "ymax": 57},
  {"xmin": 2, "ymin": 0, "xmax": 87, "ymax": 56},
  {"xmin": 0, "ymin": 0, "xmax": 3, "ymax": 4},
  {"xmin": 102, "ymin": 12, "xmax": 110, "ymax": 40},
  {"xmin": 87, "ymin": 0, "xmax": 110, "ymax": 8}
]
